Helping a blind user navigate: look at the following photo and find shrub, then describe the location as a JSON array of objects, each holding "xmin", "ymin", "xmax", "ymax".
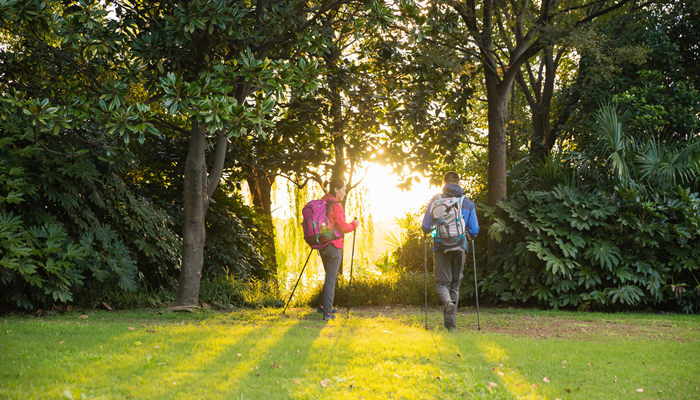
[{"xmin": 485, "ymin": 105, "xmax": 700, "ymax": 313}]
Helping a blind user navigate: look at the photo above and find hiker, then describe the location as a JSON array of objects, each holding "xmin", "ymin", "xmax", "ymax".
[
  {"xmin": 421, "ymin": 171, "xmax": 479, "ymax": 330},
  {"xmin": 318, "ymin": 178, "xmax": 359, "ymax": 321}
]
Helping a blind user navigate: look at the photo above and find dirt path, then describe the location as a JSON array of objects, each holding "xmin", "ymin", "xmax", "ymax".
[{"xmin": 347, "ymin": 306, "xmax": 699, "ymax": 341}]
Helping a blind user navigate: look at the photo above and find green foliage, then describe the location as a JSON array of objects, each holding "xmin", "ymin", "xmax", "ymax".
[
  {"xmin": 487, "ymin": 183, "xmax": 700, "ymax": 312},
  {"xmin": 381, "ymin": 212, "xmax": 434, "ymax": 274},
  {"xmin": 303, "ymin": 272, "xmax": 441, "ymax": 308},
  {"xmin": 203, "ymin": 184, "xmax": 270, "ymax": 280},
  {"xmin": 0, "ymin": 121, "xmax": 182, "ymax": 310},
  {"xmin": 567, "ymin": 1, "xmax": 700, "ymax": 145},
  {"xmin": 486, "ymin": 105, "xmax": 700, "ymax": 313},
  {"xmin": 199, "ymin": 276, "xmax": 282, "ymax": 309}
]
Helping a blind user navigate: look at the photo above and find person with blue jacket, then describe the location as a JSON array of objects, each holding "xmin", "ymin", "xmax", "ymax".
[{"xmin": 421, "ymin": 171, "xmax": 479, "ymax": 330}]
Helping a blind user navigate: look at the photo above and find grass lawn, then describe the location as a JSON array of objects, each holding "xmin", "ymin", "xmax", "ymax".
[{"xmin": 1, "ymin": 307, "xmax": 698, "ymax": 399}]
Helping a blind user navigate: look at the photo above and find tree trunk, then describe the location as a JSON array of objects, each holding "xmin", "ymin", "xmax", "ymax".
[
  {"xmin": 519, "ymin": 47, "xmax": 558, "ymax": 160},
  {"xmin": 174, "ymin": 124, "xmax": 210, "ymax": 308},
  {"xmin": 530, "ymin": 103, "xmax": 552, "ymax": 158},
  {"xmin": 484, "ymin": 66, "xmax": 517, "ymax": 269},
  {"xmin": 246, "ymin": 170, "xmax": 278, "ymax": 282}
]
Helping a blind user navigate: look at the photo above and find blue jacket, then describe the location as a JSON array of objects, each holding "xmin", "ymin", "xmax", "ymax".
[{"xmin": 421, "ymin": 183, "xmax": 479, "ymax": 252}]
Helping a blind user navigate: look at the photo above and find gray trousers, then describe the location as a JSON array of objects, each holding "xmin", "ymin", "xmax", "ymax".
[
  {"xmin": 434, "ymin": 250, "xmax": 465, "ymax": 306},
  {"xmin": 320, "ymin": 245, "xmax": 342, "ymax": 312}
]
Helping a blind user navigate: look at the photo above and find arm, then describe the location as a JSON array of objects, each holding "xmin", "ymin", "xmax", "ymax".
[
  {"xmin": 421, "ymin": 196, "xmax": 436, "ymax": 234},
  {"xmin": 329, "ymin": 202, "xmax": 357, "ymax": 233},
  {"xmin": 462, "ymin": 199, "xmax": 479, "ymax": 237}
]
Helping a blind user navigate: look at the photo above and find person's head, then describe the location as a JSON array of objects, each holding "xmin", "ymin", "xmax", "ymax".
[
  {"xmin": 443, "ymin": 171, "xmax": 460, "ymax": 185},
  {"xmin": 328, "ymin": 178, "xmax": 347, "ymax": 201}
]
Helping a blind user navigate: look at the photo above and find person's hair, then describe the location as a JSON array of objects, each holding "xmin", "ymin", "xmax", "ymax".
[
  {"xmin": 328, "ymin": 178, "xmax": 345, "ymax": 195},
  {"xmin": 444, "ymin": 171, "xmax": 460, "ymax": 184}
]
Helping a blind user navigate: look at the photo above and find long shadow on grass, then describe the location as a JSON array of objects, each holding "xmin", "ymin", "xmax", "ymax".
[
  {"xmin": 73, "ymin": 314, "xmax": 265, "ymax": 398},
  {"xmin": 151, "ymin": 309, "xmax": 325, "ymax": 399},
  {"xmin": 287, "ymin": 311, "xmax": 459, "ymax": 399},
  {"xmin": 449, "ymin": 314, "xmax": 552, "ymax": 399}
]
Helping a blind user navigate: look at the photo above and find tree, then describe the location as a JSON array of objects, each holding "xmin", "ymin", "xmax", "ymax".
[
  {"xmin": 0, "ymin": 1, "xmax": 180, "ymax": 309},
  {"xmin": 113, "ymin": 0, "xmax": 369, "ymax": 308},
  {"xmin": 405, "ymin": 0, "xmax": 634, "ymax": 265},
  {"xmin": 1, "ymin": 0, "xmax": 364, "ymax": 308}
]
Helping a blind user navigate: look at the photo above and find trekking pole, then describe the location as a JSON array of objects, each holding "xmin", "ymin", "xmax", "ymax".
[
  {"xmin": 282, "ymin": 248, "xmax": 314, "ymax": 315},
  {"xmin": 346, "ymin": 228, "xmax": 357, "ymax": 318},
  {"xmin": 424, "ymin": 233, "xmax": 428, "ymax": 330},
  {"xmin": 471, "ymin": 239, "xmax": 480, "ymax": 331}
]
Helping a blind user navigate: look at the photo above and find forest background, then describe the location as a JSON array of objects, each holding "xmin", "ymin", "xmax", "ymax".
[{"xmin": 1, "ymin": 0, "xmax": 698, "ymax": 314}]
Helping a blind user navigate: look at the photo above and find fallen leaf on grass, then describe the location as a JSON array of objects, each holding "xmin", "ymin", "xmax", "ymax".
[
  {"xmin": 613, "ymin": 376, "xmax": 617, "ymax": 383},
  {"xmin": 102, "ymin": 302, "xmax": 113, "ymax": 311},
  {"xmin": 487, "ymin": 382, "xmax": 498, "ymax": 394},
  {"xmin": 127, "ymin": 327, "xmax": 135, "ymax": 331},
  {"xmin": 271, "ymin": 362, "xmax": 280, "ymax": 368},
  {"xmin": 636, "ymin": 388, "xmax": 644, "ymax": 393},
  {"xmin": 79, "ymin": 315, "xmax": 88, "ymax": 319}
]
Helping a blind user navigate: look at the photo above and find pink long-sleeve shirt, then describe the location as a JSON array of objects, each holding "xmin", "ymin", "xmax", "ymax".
[{"xmin": 322, "ymin": 194, "xmax": 357, "ymax": 249}]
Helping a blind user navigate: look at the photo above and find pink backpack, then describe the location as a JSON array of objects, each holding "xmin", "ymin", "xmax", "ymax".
[{"xmin": 301, "ymin": 199, "xmax": 341, "ymax": 249}]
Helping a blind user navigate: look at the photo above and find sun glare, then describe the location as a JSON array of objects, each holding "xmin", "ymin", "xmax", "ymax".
[{"xmin": 363, "ymin": 163, "xmax": 438, "ymax": 221}]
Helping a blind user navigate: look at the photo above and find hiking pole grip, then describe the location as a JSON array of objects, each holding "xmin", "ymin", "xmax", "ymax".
[
  {"xmin": 347, "ymin": 228, "xmax": 357, "ymax": 318},
  {"xmin": 283, "ymin": 248, "xmax": 314, "ymax": 315},
  {"xmin": 424, "ymin": 233, "xmax": 428, "ymax": 330},
  {"xmin": 472, "ymin": 239, "xmax": 480, "ymax": 331}
]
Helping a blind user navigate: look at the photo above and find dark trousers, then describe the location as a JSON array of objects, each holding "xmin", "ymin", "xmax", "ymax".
[
  {"xmin": 434, "ymin": 250, "xmax": 465, "ymax": 306},
  {"xmin": 320, "ymin": 245, "xmax": 342, "ymax": 312}
]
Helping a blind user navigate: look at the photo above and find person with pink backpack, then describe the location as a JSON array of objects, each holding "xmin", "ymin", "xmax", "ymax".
[{"xmin": 313, "ymin": 178, "xmax": 358, "ymax": 320}]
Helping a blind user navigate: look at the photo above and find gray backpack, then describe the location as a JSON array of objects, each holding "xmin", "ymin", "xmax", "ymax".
[{"xmin": 430, "ymin": 195, "xmax": 467, "ymax": 253}]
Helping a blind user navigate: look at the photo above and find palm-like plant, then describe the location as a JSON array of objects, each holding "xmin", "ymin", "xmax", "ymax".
[
  {"xmin": 593, "ymin": 103, "xmax": 632, "ymax": 185},
  {"xmin": 635, "ymin": 137, "xmax": 700, "ymax": 189},
  {"xmin": 589, "ymin": 103, "xmax": 699, "ymax": 193}
]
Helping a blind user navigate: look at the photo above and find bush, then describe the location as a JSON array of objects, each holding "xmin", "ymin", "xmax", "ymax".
[
  {"xmin": 303, "ymin": 271, "xmax": 482, "ymax": 308},
  {"xmin": 199, "ymin": 276, "xmax": 282, "ymax": 309},
  {"xmin": 483, "ymin": 104, "xmax": 700, "ymax": 313}
]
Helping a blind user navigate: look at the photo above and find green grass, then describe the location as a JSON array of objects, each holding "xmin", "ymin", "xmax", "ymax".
[{"xmin": 1, "ymin": 308, "xmax": 698, "ymax": 399}]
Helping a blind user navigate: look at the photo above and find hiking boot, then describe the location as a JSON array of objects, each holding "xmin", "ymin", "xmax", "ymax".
[
  {"xmin": 322, "ymin": 312, "xmax": 336, "ymax": 321},
  {"xmin": 317, "ymin": 306, "xmax": 338, "ymax": 314},
  {"xmin": 443, "ymin": 302, "xmax": 457, "ymax": 330}
]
